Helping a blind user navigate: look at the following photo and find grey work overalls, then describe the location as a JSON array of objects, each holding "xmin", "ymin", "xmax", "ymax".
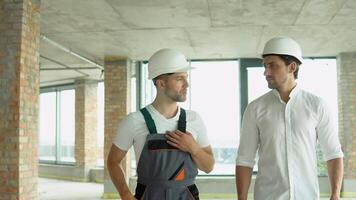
[{"xmin": 134, "ymin": 107, "xmax": 199, "ymax": 200}]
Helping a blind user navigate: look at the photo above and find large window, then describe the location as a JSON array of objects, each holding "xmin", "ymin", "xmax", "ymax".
[
  {"xmin": 140, "ymin": 60, "xmax": 240, "ymax": 175},
  {"xmin": 139, "ymin": 58, "xmax": 337, "ymax": 176},
  {"xmin": 39, "ymin": 92, "xmax": 57, "ymax": 162},
  {"xmin": 190, "ymin": 61, "xmax": 240, "ymax": 175},
  {"xmin": 59, "ymin": 90, "xmax": 75, "ymax": 162},
  {"xmin": 39, "ymin": 88, "xmax": 75, "ymax": 164},
  {"xmin": 246, "ymin": 58, "xmax": 337, "ymax": 175}
]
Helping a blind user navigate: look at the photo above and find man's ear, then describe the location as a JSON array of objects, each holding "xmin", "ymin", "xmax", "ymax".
[
  {"xmin": 289, "ymin": 62, "xmax": 297, "ymax": 74},
  {"xmin": 155, "ymin": 79, "xmax": 166, "ymax": 89}
]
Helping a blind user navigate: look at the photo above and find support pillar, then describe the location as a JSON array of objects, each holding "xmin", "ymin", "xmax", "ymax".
[
  {"xmin": 337, "ymin": 52, "xmax": 356, "ymax": 197},
  {"xmin": 75, "ymin": 79, "xmax": 98, "ymax": 181},
  {"xmin": 103, "ymin": 58, "xmax": 131, "ymax": 198},
  {"xmin": 0, "ymin": 0, "xmax": 40, "ymax": 199}
]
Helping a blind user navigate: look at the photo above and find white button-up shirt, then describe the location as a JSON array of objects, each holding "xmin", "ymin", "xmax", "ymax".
[{"xmin": 236, "ymin": 86, "xmax": 344, "ymax": 200}]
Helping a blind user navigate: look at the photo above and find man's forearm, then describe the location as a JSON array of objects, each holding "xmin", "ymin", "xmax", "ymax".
[
  {"xmin": 235, "ymin": 165, "xmax": 253, "ymax": 200},
  {"xmin": 327, "ymin": 158, "xmax": 343, "ymax": 198},
  {"xmin": 191, "ymin": 147, "xmax": 214, "ymax": 173},
  {"xmin": 107, "ymin": 161, "xmax": 134, "ymax": 199}
]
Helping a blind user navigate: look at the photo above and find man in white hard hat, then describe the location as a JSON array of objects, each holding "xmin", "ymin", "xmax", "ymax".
[
  {"xmin": 107, "ymin": 48, "xmax": 214, "ymax": 200},
  {"xmin": 235, "ymin": 36, "xmax": 344, "ymax": 200}
]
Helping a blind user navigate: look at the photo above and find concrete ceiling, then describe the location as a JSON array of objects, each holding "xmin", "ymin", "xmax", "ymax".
[{"xmin": 39, "ymin": 0, "xmax": 356, "ymax": 87}]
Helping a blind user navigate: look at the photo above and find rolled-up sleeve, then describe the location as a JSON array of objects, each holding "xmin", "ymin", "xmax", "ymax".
[
  {"xmin": 316, "ymin": 99, "xmax": 344, "ymax": 161},
  {"xmin": 236, "ymin": 103, "xmax": 260, "ymax": 168},
  {"xmin": 113, "ymin": 114, "xmax": 135, "ymax": 151}
]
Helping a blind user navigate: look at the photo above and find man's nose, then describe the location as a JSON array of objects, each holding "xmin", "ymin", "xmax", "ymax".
[{"xmin": 264, "ymin": 68, "xmax": 271, "ymax": 76}]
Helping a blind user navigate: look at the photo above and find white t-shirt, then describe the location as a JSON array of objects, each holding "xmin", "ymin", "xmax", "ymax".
[
  {"xmin": 236, "ymin": 86, "xmax": 344, "ymax": 200},
  {"xmin": 113, "ymin": 104, "xmax": 210, "ymax": 163}
]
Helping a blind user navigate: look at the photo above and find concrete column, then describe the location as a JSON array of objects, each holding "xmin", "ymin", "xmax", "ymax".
[
  {"xmin": 337, "ymin": 52, "xmax": 356, "ymax": 196},
  {"xmin": 74, "ymin": 79, "xmax": 98, "ymax": 181},
  {"xmin": 0, "ymin": 0, "xmax": 40, "ymax": 199},
  {"xmin": 103, "ymin": 58, "xmax": 131, "ymax": 198}
]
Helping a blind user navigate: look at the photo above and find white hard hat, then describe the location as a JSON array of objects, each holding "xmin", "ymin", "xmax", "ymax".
[
  {"xmin": 148, "ymin": 48, "xmax": 192, "ymax": 79},
  {"xmin": 262, "ymin": 36, "xmax": 303, "ymax": 64}
]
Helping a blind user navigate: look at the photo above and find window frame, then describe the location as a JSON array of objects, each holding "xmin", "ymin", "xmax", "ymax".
[
  {"xmin": 239, "ymin": 57, "xmax": 336, "ymax": 118},
  {"xmin": 40, "ymin": 84, "xmax": 76, "ymax": 165}
]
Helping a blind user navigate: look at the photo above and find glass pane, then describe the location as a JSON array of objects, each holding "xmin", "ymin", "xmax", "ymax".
[
  {"xmin": 97, "ymin": 82, "xmax": 104, "ymax": 167},
  {"xmin": 59, "ymin": 89, "xmax": 75, "ymax": 163},
  {"xmin": 131, "ymin": 77, "xmax": 137, "ymax": 112},
  {"xmin": 247, "ymin": 67, "xmax": 269, "ymax": 102},
  {"xmin": 39, "ymin": 92, "xmax": 57, "ymax": 161},
  {"xmin": 190, "ymin": 61, "xmax": 240, "ymax": 175},
  {"xmin": 299, "ymin": 59, "xmax": 337, "ymax": 176},
  {"xmin": 298, "ymin": 59, "xmax": 338, "ymax": 128},
  {"xmin": 140, "ymin": 63, "xmax": 156, "ymax": 107}
]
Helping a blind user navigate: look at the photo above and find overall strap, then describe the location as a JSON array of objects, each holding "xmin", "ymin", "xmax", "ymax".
[
  {"xmin": 178, "ymin": 108, "xmax": 186, "ymax": 132},
  {"xmin": 140, "ymin": 107, "xmax": 157, "ymax": 134}
]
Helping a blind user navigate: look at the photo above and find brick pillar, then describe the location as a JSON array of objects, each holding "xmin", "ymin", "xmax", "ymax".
[
  {"xmin": 337, "ymin": 52, "xmax": 356, "ymax": 195},
  {"xmin": 0, "ymin": 0, "xmax": 40, "ymax": 199},
  {"xmin": 75, "ymin": 79, "xmax": 98, "ymax": 181},
  {"xmin": 103, "ymin": 58, "xmax": 131, "ymax": 198}
]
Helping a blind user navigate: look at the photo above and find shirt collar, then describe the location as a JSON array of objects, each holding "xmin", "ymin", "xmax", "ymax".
[
  {"xmin": 148, "ymin": 104, "xmax": 181, "ymax": 120},
  {"xmin": 272, "ymin": 84, "xmax": 300, "ymax": 102},
  {"xmin": 289, "ymin": 84, "xmax": 300, "ymax": 98}
]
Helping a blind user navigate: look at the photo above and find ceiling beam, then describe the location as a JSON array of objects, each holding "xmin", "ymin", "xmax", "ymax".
[{"xmin": 40, "ymin": 34, "xmax": 104, "ymax": 70}]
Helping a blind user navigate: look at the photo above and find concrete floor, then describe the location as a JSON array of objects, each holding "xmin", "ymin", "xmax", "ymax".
[
  {"xmin": 38, "ymin": 178, "xmax": 355, "ymax": 200},
  {"xmin": 38, "ymin": 178, "xmax": 103, "ymax": 200}
]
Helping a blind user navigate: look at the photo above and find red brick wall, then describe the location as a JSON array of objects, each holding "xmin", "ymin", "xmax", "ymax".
[
  {"xmin": 0, "ymin": 0, "xmax": 40, "ymax": 199},
  {"xmin": 337, "ymin": 52, "xmax": 356, "ymax": 179},
  {"xmin": 104, "ymin": 59, "xmax": 131, "ymax": 189},
  {"xmin": 75, "ymin": 80, "xmax": 98, "ymax": 170}
]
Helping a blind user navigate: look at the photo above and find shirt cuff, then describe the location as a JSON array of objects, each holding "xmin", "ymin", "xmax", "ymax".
[
  {"xmin": 236, "ymin": 159, "xmax": 255, "ymax": 168},
  {"xmin": 113, "ymin": 142, "xmax": 130, "ymax": 151},
  {"xmin": 324, "ymin": 152, "xmax": 344, "ymax": 161}
]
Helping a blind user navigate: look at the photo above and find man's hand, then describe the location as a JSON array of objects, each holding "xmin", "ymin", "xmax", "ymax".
[
  {"xmin": 121, "ymin": 193, "xmax": 137, "ymax": 200},
  {"xmin": 329, "ymin": 195, "xmax": 340, "ymax": 200},
  {"xmin": 166, "ymin": 130, "xmax": 214, "ymax": 173},
  {"xmin": 165, "ymin": 130, "xmax": 199, "ymax": 155}
]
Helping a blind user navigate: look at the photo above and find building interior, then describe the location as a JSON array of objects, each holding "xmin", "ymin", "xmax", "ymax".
[{"xmin": 1, "ymin": 0, "xmax": 356, "ymax": 199}]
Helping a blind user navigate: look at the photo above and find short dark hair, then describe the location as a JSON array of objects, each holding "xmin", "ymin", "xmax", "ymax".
[
  {"xmin": 152, "ymin": 73, "xmax": 174, "ymax": 86},
  {"xmin": 263, "ymin": 54, "xmax": 301, "ymax": 79}
]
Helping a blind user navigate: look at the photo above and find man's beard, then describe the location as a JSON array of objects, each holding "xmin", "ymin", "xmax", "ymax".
[
  {"xmin": 267, "ymin": 77, "xmax": 287, "ymax": 89},
  {"xmin": 267, "ymin": 82, "xmax": 277, "ymax": 89},
  {"xmin": 164, "ymin": 90, "xmax": 186, "ymax": 102}
]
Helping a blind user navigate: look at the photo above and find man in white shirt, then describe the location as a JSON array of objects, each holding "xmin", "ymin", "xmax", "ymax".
[
  {"xmin": 107, "ymin": 48, "xmax": 214, "ymax": 200},
  {"xmin": 235, "ymin": 36, "xmax": 344, "ymax": 200}
]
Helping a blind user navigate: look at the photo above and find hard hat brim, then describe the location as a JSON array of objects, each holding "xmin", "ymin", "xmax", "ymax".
[
  {"xmin": 262, "ymin": 53, "xmax": 303, "ymax": 64},
  {"xmin": 148, "ymin": 65, "xmax": 194, "ymax": 80}
]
